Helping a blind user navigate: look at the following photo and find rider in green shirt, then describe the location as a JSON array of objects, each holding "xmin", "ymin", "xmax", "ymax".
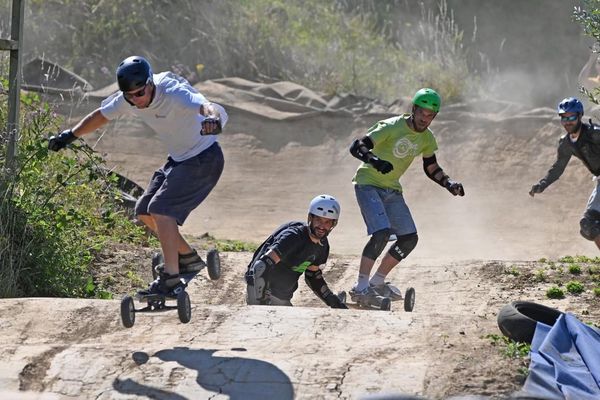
[{"xmin": 349, "ymin": 88, "xmax": 465, "ymax": 302}]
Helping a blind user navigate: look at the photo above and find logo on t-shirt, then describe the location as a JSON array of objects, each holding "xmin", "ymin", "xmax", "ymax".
[
  {"xmin": 393, "ymin": 137, "xmax": 419, "ymax": 159},
  {"xmin": 292, "ymin": 261, "xmax": 313, "ymax": 273}
]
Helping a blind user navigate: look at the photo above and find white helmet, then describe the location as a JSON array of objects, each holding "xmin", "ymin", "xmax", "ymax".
[{"xmin": 308, "ymin": 194, "xmax": 340, "ymax": 221}]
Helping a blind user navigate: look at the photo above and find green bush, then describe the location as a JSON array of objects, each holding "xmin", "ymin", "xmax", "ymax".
[
  {"xmin": 1, "ymin": 0, "xmax": 478, "ymax": 104},
  {"xmin": 568, "ymin": 264, "xmax": 582, "ymax": 275},
  {"xmin": 0, "ymin": 89, "xmax": 148, "ymax": 298},
  {"xmin": 566, "ymin": 281, "xmax": 585, "ymax": 294},
  {"xmin": 546, "ymin": 286, "xmax": 565, "ymax": 299}
]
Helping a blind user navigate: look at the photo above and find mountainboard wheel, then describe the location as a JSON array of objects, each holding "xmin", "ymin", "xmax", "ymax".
[
  {"xmin": 120, "ymin": 295, "xmax": 135, "ymax": 328},
  {"xmin": 207, "ymin": 248, "xmax": 221, "ymax": 281},
  {"xmin": 177, "ymin": 291, "xmax": 191, "ymax": 323},
  {"xmin": 337, "ymin": 291, "xmax": 347, "ymax": 305},
  {"xmin": 151, "ymin": 252, "xmax": 163, "ymax": 280},
  {"xmin": 380, "ymin": 297, "xmax": 391, "ymax": 311},
  {"xmin": 404, "ymin": 287, "xmax": 415, "ymax": 312}
]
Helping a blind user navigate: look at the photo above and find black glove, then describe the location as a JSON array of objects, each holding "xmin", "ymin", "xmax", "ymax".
[
  {"xmin": 200, "ymin": 117, "xmax": 222, "ymax": 135},
  {"xmin": 48, "ymin": 129, "xmax": 77, "ymax": 151},
  {"xmin": 324, "ymin": 292, "xmax": 349, "ymax": 309},
  {"xmin": 444, "ymin": 180, "xmax": 464, "ymax": 196},
  {"xmin": 370, "ymin": 156, "xmax": 393, "ymax": 174},
  {"xmin": 529, "ymin": 182, "xmax": 545, "ymax": 197}
]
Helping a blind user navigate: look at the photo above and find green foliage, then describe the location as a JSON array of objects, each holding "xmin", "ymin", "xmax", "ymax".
[
  {"xmin": 198, "ymin": 233, "xmax": 258, "ymax": 253},
  {"xmin": 505, "ymin": 265, "xmax": 520, "ymax": 276},
  {"xmin": 546, "ymin": 286, "xmax": 565, "ymax": 299},
  {"xmin": 486, "ymin": 334, "xmax": 531, "ymax": 359},
  {"xmin": 2, "ymin": 0, "xmax": 478, "ymax": 104},
  {"xmin": 534, "ymin": 269, "xmax": 547, "ymax": 283},
  {"xmin": 593, "ymin": 287, "xmax": 600, "ymax": 297},
  {"xmin": 0, "ymin": 90, "xmax": 148, "ymax": 298},
  {"xmin": 568, "ymin": 264, "xmax": 582, "ymax": 275},
  {"xmin": 575, "ymin": 1, "xmax": 600, "ymax": 104},
  {"xmin": 558, "ymin": 255, "xmax": 575, "ymax": 263},
  {"xmin": 566, "ymin": 280, "xmax": 585, "ymax": 294}
]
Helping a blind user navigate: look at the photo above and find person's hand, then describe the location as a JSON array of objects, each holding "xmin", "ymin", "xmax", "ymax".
[
  {"xmin": 529, "ymin": 183, "xmax": 544, "ymax": 197},
  {"xmin": 324, "ymin": 292, "xmax": 349, "ymax": 309},
  {"xmin": 48, "ymin": 129, "xmax": 77, "ymax": 152},
  {"xmin": 200, "ymin": 117, "xmax": 222, "ymax": 135},
  {"xmin": 445, "ymin": 180, "xmax": 465, "ymax": 196},
  {"xmin": 370, "ymin": 157, "xmax": 393, "ymax": 174}
]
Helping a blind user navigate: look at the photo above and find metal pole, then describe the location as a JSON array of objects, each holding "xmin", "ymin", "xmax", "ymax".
[{"xmin": 6, "ymin": 0, "xmax": 24, "ymax": 169}]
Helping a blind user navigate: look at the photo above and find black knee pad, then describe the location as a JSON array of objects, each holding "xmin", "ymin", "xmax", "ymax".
[
  {"xmin": 388, "ymin": 233, "xmax": 418, "ymax": 261},
  {"xmin": 362, "ymin": 228, "xmax": 392, "ymax": 260},
  {"xmin": 580, "ymin": 209, "xmax": 600, "ymax": 241}
]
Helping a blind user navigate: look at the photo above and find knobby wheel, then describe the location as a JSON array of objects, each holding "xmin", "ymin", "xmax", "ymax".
[
  {"xmin": 207, "ymin": 248, "xmax": 221, "ymax": 280},
  {"xmin": 177, "ymin": 291, "xmax": 192, "ymax": 323},
  {"xmin": 404, "ymin": 287, "xmax": 415, "ymax": 312},
  {"xmin": 120, "ymin": 296, "xmax": 135, "ymax": 328}
]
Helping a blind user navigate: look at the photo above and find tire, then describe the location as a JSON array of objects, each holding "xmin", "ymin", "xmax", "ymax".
[
  {"xmin": 120, "ymin": 296, "xmax": 135, "ymax": 328},
  {"xmin": 404, "ymin": 287, "xmax": 415, "ymax": 312},
  {"xmin": 151, "ymin": 252, "xmax": 163, "ymax": 280},
  {"xmin": 177, "ymin": 291, "xmax": 191, "ymax": 324},
  {"xmin": 497, "ymin": 301, "xmax": 563, "ymax": 344},
  {"xmin": 380, "ymin": 297, "xmax": 391, "ymax": 311},
  {"xmin": 207, "ymin": 249, "xmax": 221, "ymax": 281}
]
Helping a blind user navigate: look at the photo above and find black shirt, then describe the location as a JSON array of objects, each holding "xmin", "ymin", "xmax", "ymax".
[
  {"xmin": 542, "ymin": 122, "xmax": 600, "ymax": 188},
  {"xmin": 247, "ymin": 221, "xmax": 329, "ymax": 300}
]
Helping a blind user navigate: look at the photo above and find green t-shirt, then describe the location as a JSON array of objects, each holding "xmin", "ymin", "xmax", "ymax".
[{"xmin": 352, "ymin": 114, "xmax": 438, "ymax": 192}]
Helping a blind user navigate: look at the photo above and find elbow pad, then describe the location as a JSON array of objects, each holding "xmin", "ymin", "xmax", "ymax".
[
  {"xmin": 349, "ymin": 136, "xmax": 375, "ymax": 163},
  {"xmin": 423, "ymin": 155, "xmax": 448, "ymax": 187}
]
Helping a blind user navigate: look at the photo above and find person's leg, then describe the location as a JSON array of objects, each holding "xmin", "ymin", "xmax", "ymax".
[
  {"xmin": 371, "ymin": 190, "xmax": 417, "ymax": 285},
  {"xmin": 147, "ymin": 143, "xmax": 224, "ymax": 275},
  {"xmin": 580, "ymin": 180, "xmax": 600, "ymax": 249},
  {"xmin": 353, "ymin": 185, "xmax": 392, "ymax": 292}
]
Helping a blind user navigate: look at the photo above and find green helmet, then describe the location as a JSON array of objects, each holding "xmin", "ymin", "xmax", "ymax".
[{"xmin": 412, "ymin": 88, "xmax": 441, "ymax": 113}]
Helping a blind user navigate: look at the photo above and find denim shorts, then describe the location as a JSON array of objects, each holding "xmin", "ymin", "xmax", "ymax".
[
  {"xmin": 354, "ymin": 184, "xmax": 417, "ymax": 236},
  {"xmin": 135, "ymin": 142, "xmax": 224, "ymax": 225}
]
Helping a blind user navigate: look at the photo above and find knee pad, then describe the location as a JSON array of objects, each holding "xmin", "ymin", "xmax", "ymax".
[
  {"xmin": 580, "ymin": 209, "xmax": 600, "ymax": 241},
  {"xmin": 362, "ymin": 228, "xmax": 392, "ymax": 260},
  {"xmin": 388, "ymin": 233, "xmax": 418, "ymax": 261}
]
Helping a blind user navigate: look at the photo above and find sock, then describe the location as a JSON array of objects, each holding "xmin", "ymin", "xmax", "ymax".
[
  {"xmin": 369, "ymin": 272, "xmax": 387, "ymax": 286},
  {"xmin": 354, "ymin": 273, "xmax": 370, "ymax": 292}
]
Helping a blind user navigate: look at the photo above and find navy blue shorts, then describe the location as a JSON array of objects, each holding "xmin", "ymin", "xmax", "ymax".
[{"xmin": 135, "ymin": 142, "xmax": 224, "ymax": 225}]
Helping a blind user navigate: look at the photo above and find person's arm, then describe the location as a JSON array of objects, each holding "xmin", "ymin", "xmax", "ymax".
[
  {"xmin": 422, "ymin": 153, "xmax": 464, "ymax": 196},
  {"xmin": 48, "ymin": 109, "xmax": 109, "ymax": 151},
  {"xmin": 304, "ymin": 265, "xmax": 348, "ymax": 309},
  {"xmin": 530, "ymin": 140, "xmax": 572, "ymax": 196}
]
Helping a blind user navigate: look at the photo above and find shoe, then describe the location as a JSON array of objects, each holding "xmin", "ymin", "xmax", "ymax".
[
  {"xmin": 349, "ymin": 286, "xmax": 379, "ymax": 303},
  {"xmin": 154, "ymin": 250, "xmax": 207, "ymax": 275},
  {"xmin": 370, "ymin": 282, "xmax": 403, "ymax": 301},
  {"xmin": 139, "ymin": 272, "xmax": 184, "ymax": 296},
  {"xmin": 179, "ymin": 249, "xmax": 207, "ymax": 274}
]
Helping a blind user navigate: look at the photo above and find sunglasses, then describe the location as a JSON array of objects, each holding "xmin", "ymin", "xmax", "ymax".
[
  {"xmin": 123, "ymin": 85, "xmax": 147, "ymax": 101},
  {"xmin": 560, "ymin": 115, "xmax": 579, "ymax": 122}
]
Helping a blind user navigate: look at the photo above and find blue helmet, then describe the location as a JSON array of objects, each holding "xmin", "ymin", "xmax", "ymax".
[{"xmin": 557, "ymin": 97, "xmax": 584, "ymax": 115}]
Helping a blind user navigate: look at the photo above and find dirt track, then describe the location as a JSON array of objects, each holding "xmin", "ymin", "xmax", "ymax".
[{"xmin": 2, "ymin": 100, "xmax": 599, "ymax": 399}]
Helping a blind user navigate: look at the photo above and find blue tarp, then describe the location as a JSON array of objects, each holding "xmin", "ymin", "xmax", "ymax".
[{"xmin": 520, "ymin": 313, "xmax": 600, "ymax": 400}]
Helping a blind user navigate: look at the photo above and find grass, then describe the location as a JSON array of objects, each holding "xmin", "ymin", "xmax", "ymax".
[{"xmin": 486, "ymin": 334, "xmax": 531, "ymax": 360}]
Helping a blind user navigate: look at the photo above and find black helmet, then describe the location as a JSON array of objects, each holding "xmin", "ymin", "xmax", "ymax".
[{"xmin": 116, "ymin": 56, "xmax": 153, "ymax": 92}]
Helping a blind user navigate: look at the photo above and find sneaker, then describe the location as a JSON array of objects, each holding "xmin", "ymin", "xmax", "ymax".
[
  {"xmin": 178, "ymin": 249, "xmax": 207, "ymax": 274},
  {"xmin": 349, "ymin": 286, "xmax": 379, "ymax": 303},
  {"xmin": 139, "ymin": 272, "xmax": 184, "ymax": 296},
  {"xmin": 370, "ymin": 282, "xmax": 403, "ymax": 301}
]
